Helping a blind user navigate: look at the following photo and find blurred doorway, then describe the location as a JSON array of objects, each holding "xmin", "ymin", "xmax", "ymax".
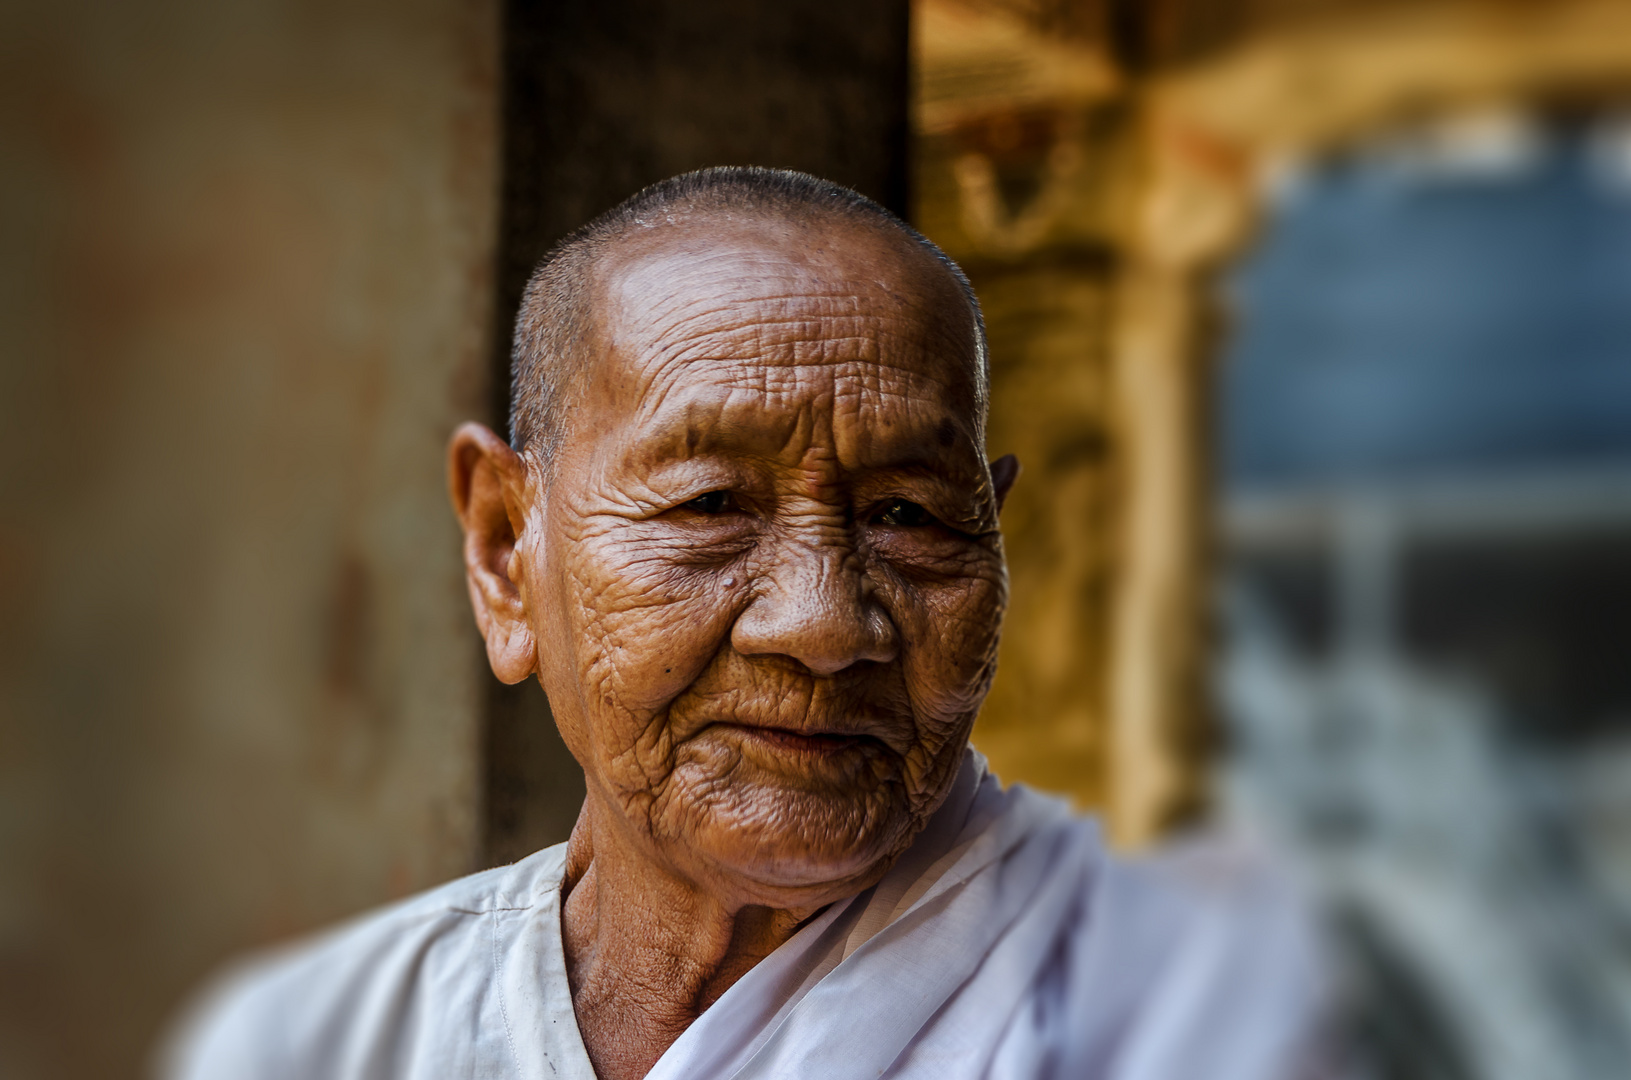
[{"xmin": 1215, "ymin": 107, "xmax": 1631, "ymax": 1080}]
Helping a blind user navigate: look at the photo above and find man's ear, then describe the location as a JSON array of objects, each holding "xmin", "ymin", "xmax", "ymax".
[
  {"xmin": 448, "ymin": 422, "xmax": 537, "ymax": 684},
  {"xmin": 989, "ymin": 454, "xmax": 1020, "ymax": 513}
]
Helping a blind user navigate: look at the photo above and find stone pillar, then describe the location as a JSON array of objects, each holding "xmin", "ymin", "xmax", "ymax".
[{"xmin": 482, "ymin": 0, "xmax": 912, "ymax": 864}]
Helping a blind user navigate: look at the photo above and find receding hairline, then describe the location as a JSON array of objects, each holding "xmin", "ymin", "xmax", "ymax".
[{"xmin": 508, "ymin": 168, "xmax": 990, "ymax": 465}]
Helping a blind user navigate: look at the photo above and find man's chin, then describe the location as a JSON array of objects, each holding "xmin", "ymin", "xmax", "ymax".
[
  {"xmin": 702, "ymin": 845, "xmax": 898, "ymax": 908},
  {"xmin": 659, "ymin": 781, "xmax": 916, "ymax": 903}
]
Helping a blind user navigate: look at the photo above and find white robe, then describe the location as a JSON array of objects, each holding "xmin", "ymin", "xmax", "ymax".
[{"xmin": 163, "ymin": 750, "xmax": 1326, "ymax": 1079}]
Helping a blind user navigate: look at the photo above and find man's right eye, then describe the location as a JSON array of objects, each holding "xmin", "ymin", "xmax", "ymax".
[{"xmin": 682, "ymin": 491, "xmax": 736, "ymax": 514}]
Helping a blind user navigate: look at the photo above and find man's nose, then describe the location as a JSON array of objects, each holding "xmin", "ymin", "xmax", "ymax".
[{"xmin": 731, "ymin": 540, "xmax": 899, "ymax": 676}]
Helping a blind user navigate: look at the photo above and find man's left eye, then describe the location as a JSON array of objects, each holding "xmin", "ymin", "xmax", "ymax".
[
  {"xmin": 872, "ymin": 499, "xmax": 938, "ymax": 528},
  {"xmin": 682, "ymin": 490, "xmax": 736, "ymax": 514}
]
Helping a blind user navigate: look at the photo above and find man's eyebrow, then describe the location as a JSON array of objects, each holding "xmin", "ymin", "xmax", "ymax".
[
  {"xmin": 854, "ymin": 455, "xmax": 982, "ymax": 481},
  {"xmin": 620, "ymin": 411, "xmax": 791, "ymax": 465},
  {"xmin": 632, "ymin": 428, "xmax": 986, "ymax": 487}
]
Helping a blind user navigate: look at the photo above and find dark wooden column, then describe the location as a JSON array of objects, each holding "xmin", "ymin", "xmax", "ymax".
[{"xmin": 483, "ymin": 0, "xmax": 911, "ymax": 866}]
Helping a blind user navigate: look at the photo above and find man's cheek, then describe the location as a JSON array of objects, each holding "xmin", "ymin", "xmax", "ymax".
[
  {"xmin": 581, "ymin": 561, "xmax": 737, "ymax": 712},
  {"xmin": 905, "ymin": 574, "xmax": 1005, "ymax": 657}
]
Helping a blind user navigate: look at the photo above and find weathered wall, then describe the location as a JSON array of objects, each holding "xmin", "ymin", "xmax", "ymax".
[
  {"xmin": 0, "ymin": 2, "xmax": 499, "ymax": 1076},
  {"xmin": 0, "ymin": 1, "xmax": 917, "ymax": 1071}
]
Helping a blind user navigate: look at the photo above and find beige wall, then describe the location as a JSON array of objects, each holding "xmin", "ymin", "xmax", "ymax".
[{"xmin": 0, "ymin": 2, "xmax": 498, "ymax": 1076}]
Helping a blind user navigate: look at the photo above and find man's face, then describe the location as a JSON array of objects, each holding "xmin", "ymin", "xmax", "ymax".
[{"xmin": 521, "ymin": 216, "xmax": 1009, "ymax": 907}]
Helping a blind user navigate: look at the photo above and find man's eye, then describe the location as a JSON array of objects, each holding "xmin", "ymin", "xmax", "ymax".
[
  {"xmin": 873, "ymin": 499, "xmax": 937, "ymax": 528},
  {"xmin": 682, "ymin": 490, "xmax": 736, "ymax": 514}
]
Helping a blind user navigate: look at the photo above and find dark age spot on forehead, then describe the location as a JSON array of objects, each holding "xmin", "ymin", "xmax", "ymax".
[{"xmin": 936, "ymin": 418, "xmax": 957, "ymax": 447}]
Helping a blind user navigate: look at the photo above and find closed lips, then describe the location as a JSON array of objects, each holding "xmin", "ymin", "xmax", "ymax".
[{"xmin": 711, "ymin": 723, "xmax": 886, "ymax": 753}]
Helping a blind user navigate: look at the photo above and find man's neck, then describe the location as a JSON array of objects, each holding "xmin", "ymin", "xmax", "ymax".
[{"xmin": 560, "ymin": 798, "xmax": 813, "ymax": 1080}]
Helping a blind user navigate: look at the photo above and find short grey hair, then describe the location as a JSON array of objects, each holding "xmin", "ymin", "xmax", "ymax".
[{"xmin": 507, "ymin": 166, "xmax": 988, "ymax": 467}]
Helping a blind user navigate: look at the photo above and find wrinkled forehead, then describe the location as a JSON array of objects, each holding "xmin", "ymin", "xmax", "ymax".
[{"xmin": 583, "ymin": 217, "xmax": 985, "ymax": 443}]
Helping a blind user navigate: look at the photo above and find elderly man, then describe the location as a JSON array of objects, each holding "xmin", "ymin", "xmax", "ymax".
[{"xmin": 167, "ymin": 168, "xmax": 1323, "ymax": 1080}]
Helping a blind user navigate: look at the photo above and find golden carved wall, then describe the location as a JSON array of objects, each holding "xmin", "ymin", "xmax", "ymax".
[{"xmin": 914, "ymin": 0, "xmax": 1631, "ymax": 845}]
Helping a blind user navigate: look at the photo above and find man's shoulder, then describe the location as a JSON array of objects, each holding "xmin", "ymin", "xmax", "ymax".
[
  {"xmin": 1075, "ymin": 828, "xmax": 1331, "ymax": 1068},
  {"xmin": 160, "ymin": 844, "xmax": 570, "ymax": 1079},
  {"xmin": 224, "ymin": 840, "xmax": 569, "ymax": 990}
]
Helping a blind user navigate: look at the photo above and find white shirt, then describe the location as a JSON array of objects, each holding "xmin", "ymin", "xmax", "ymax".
[{"xmin": 164, "ymin": 751, "xmax": 1327, "ymax": 1080}]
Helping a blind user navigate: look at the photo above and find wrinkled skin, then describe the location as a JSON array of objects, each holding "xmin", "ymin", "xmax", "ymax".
[{"xmin": 449, "ymin": 212, "xmax": 1018, "ymax": 1080}]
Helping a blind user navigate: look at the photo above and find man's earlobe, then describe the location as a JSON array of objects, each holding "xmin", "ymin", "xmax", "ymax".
[
  {"xmin": 990, "ymin": 454, "xmax": 1021, "ymax": 513},
  {"xmin": 448, "ymin": 422, "xmax": 537, "ymax": 684}
]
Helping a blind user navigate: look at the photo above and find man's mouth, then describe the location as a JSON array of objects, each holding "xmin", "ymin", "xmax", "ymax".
[{"xmin": 713, "ymin": 722, "xmax": 884, "ymax": 756}]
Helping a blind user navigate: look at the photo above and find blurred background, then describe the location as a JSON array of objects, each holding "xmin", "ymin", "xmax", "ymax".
[{"xmin": 4, "ymin": 1, "xmax": 1631, "ymax": 1077}]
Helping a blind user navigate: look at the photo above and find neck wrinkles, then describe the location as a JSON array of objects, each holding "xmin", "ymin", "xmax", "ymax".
[{"xmin": 559, "ymin": 792, "xmax": 821, "ymax": 1080}]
